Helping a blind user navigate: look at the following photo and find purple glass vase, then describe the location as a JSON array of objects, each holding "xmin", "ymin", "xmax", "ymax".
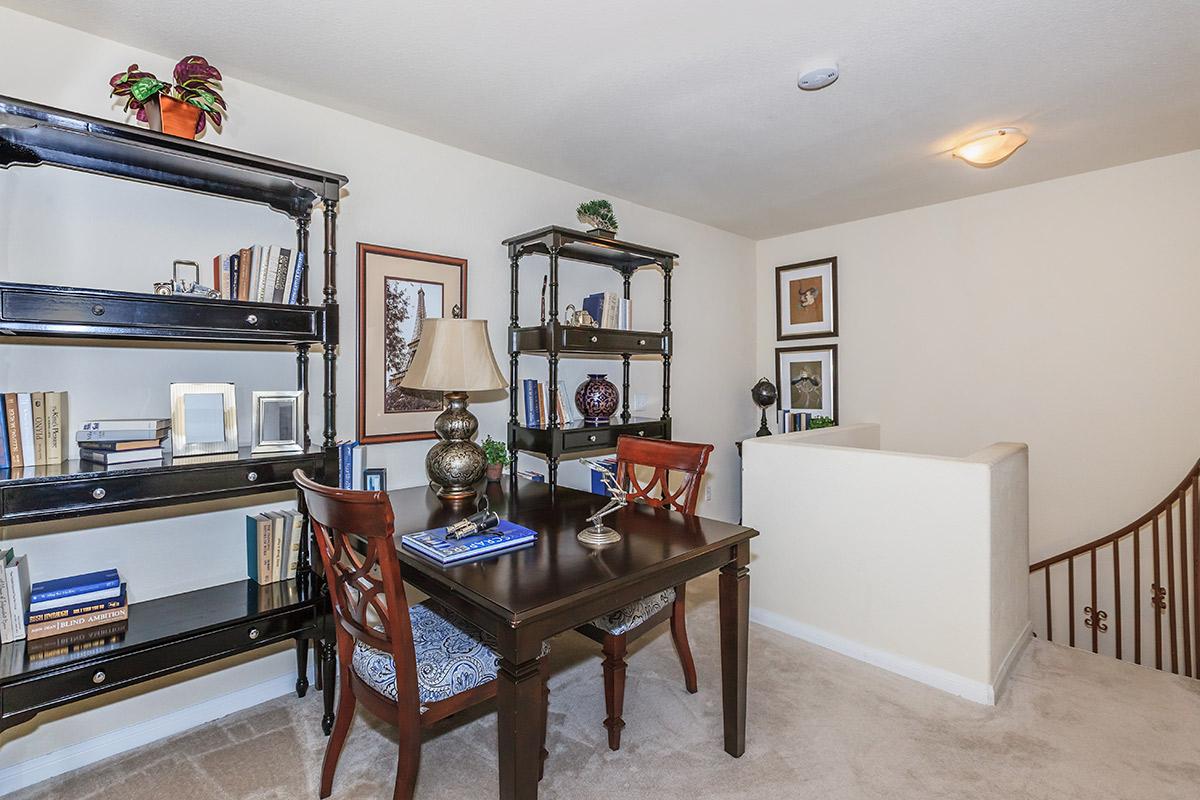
[{"xmin": 575, "ymin": 373, "xmax": 619, "ymax": 424}]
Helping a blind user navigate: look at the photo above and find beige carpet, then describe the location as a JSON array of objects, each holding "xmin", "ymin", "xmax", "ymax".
[{"xmin": 11, "ymin": 574, "xmax": 1200, "ymax": 800}]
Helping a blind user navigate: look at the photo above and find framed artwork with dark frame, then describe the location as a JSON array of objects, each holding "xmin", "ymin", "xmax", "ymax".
[
  {"xmin": 775, "ymin": 344, "xmax": 838, "ymax": 422},
  {"xmin": 775, "ymin": 256, "xmax": 838, "ymax": 340},
  {"xmin": 356, "ymin": 243, "xmax": 467, "ymax": 444}
]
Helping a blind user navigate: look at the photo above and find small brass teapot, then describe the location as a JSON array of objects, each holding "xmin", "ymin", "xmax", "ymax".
[{"xmin": 563, "ymin": 304, "xmax": 597, "ymax": 328}]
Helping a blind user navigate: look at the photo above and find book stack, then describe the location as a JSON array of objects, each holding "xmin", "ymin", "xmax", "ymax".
[
  {"xmin": 402, "ymin": 519, "xmax": 538, "ymax": 565},
  {"xmin": 25, "ymin": 569, "xmax": 128, "ymax": 641},
  {"xmin": 337, "ymin": 441, "xmax": 364, "ymax": 489},
  {"xmin": 211, "ymin": 245, "xmax": 306, "ymax": 305},
  {"xmin": 1, "ymin": 391, "xmax": 69, "ymax": 469},
  {"xmin": 245, "ymin": 509, "xmax": 304, "ymax": 584},
  {"xmin": 521, "ymin": 379, "xmax": 576, "ymax": 428},
  {"xmin": 778, "ymin": 411, "xmax": 813, "ymax": 433},
  {"xmin": 0, "ymin": 550, "xmax": 30, "ymax": 643},
  {"xmin": 582, "ymin": 292, "xmax": 632, "ymax": 330},
  {"xmin": 77, "ymin": 418, "xmax": 170, "ymax": 467}
]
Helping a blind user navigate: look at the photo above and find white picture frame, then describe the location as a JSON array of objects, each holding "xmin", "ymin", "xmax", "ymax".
[
  {"xmin": 170, "ymin": 382, "xmax": 239, "ymax": 457},
  {"xmin": 251, "ymin": 391, "xmax": 305, "ymax": 454}
]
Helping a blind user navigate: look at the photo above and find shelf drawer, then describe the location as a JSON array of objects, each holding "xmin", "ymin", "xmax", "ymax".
[
  {"xmin": 2, "ymin": 608, "xmax": 314, "ymax": 719},
  {"xmin": 562, "ymin": 427, "xmax": 617, "ymax": 450},
  {"xmin": 0, "ymin": 287, "xmax": 317, "ymax": 338},
  {"xmin": 560, "ymin": 327, "xmax": 666, "ymax": 354},
  {"xmin": 0, "ymin": 460, "xmax": 296, "ymax": 522}
]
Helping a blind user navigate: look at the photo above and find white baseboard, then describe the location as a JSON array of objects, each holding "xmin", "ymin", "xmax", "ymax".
[
  {"xmin": 0, "ymin": 668, "xmax": 309, "ymax": 795},
  {"xmin": 749, "ymin": 607, "xmax": 999, "ymax": 705},
  {"xmin": 990, "ymin": 621, "xmax": 1033, "ymax": 703}
]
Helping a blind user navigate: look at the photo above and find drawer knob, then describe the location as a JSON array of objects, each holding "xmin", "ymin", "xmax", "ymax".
[
  {"xmin": 246, "ymin": 314, "xmax": 259, "ymax": 325},
  {"xmin": 638, "ymin": 338, "xmax": 647, "ymax": 346},
  {"xmin": 638, "ymin": 430, "xmax": 646, "ymax": 437},
  {"xmin": 590, "ymin": 335, "xmax": 598, "ymax": 343},
  {"xmin": 247, "ymin": 471, "xmax": 258, "ymax": 483},
  {"xmin": 248, "ymin": 627, "xmax": 261, "ymax": 640},
  {"xmin": 92, "ymin": 670, "xmax": 106, "ymax": 684},
  {"xmin": 588, "ymin": 434, "xmax": 597, "ymax": 443},
  {"xmin": 92, "ymin": 487, "xmax": 106, "ymax": 500},
  {"xmin": 91, "ymin": 304, "xmax": 105, "ymax": 316}
]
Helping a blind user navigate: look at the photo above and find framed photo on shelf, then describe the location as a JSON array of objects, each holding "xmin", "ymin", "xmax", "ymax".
[
  {"xmin": 363, "ymin": 467, "xmax": 387, "ymax": 492},
  {"xmin": 356, "ymin": 243, "xmax": 467, "ymax": 445},
  {"xmin": 775, "ymin": 344, "xmax": 838, "ymax": 422},
  {"xmin": 775, "ymin": 256, "xmax": 837, "ymax": 340},
  {"xmin": 170, "ymin": 382, "xmax": 239, "ymax": 457},
  {"xmin": 250, "ymin": 391, "xmax": 304, "ymax": 454}
]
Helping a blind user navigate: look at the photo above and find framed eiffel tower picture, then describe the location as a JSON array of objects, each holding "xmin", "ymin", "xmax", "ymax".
[{"xmin": 357, "ymin": 243, "xmax": 468, "ymax": 444}]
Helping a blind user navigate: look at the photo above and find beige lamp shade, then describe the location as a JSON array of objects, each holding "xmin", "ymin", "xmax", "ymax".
[{"xmin": 398, "ymin": 318, "xmax": 508, "ymax": 392}]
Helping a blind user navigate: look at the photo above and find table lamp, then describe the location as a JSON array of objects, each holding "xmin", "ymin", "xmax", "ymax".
[{"xmin": 399, "ymin": 318, "xmax": 508, "ymax": 500}]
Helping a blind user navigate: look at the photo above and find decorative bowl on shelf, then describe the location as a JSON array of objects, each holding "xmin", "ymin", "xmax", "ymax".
[{"xmin": 575, "ymin": 374, "xmax": 619, "ymax": 424}]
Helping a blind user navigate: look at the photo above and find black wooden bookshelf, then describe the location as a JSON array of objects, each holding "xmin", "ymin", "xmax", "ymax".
[
  {"xmin": 503, "ymin": 226, "xmax": 676, "ymax": 485},
  {"xmin": 0, "ymin": 96, "xmax": 347, "ymax": 738}
]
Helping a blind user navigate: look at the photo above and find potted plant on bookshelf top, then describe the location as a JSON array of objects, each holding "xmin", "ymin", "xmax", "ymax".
[
  {"xmin": 109, "ymin": 56, "xmax": 227, "ymax": 139},
  {"xmin": 482, "ymin": 436, "xmax": 510, "ymax": 482},
  {"xmin": 577, "ymin": 199, "xmax": 619, "ymax": 239}
]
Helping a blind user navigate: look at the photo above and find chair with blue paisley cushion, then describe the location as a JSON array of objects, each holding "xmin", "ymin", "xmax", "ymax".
[
  {"xmin": 574, "ymin": 435, "xmax": 714, "ymax": 750},
  {"xmin": 294, "ymin": 470, "xmax": 551, "ymax": 800}
]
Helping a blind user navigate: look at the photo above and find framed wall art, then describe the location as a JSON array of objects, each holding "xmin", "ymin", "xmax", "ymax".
[
  {"xmin": 357, "ymin": 243, "xmax": 467, "ymax": 444},
  {"xmin": 775, "ymin": 256, "xmax": 837, "ymax": 340},
  {"xmin": 775, "ymin": 344, "xmax": 838, "ymax": 422},
  {"xmin": 170, "ymin": 382, "xmax": 239, "ymax": 457}
]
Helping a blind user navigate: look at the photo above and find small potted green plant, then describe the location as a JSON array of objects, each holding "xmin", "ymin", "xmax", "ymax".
[
  {"xmin": 482, "ymin": 436, "xmax": 510, "ymax": 482},
  {"xmin": 577, "ymin": 199, "xmax": 619, "ymax": 238},
  {"xmin": 109, "ymin": 56, "xmax": 227, "ymax": 139}
]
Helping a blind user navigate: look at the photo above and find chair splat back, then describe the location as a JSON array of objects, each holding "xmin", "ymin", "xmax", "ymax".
[
  {"xmin": 614, "ymin": 436, "xmax": 714, "ymax": 515},
  {"xmin": 293, "ymin": 469, "xmax": 421, "ymax": 710}
]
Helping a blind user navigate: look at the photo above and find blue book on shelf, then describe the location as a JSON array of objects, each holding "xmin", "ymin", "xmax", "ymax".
[
  {"xmin": 286, "ymin": 251, "xmax": 306, "ymax": 305},
  {"xmin": 30, "ymin": 569, "xmax": 120, "ymax": 604},
  {"xmin": 522, "ymin": 379, "xmax": 538, "ymax": 428},
  {"xmin": 582, "ymin": 293, "xmax": 604, "ymax": 326},
  {"xmin": 339, "ymin": 441, "xmax": 358, "ymax": 489},
  {"xmin": 0, "ymin": 404, "xmax": 8, "ymax": 470},
  {"xmin": 401, "ymin": 519, "xmax": 538, "ymax": 565},
  {"xmin": 27, "ymin": 584, "xmax": 127, "ymax": 625}
]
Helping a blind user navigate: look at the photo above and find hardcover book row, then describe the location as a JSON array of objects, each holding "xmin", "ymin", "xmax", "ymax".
[
  {"xmin": 212, "ymin": 244, "xmax": 306, "ymax": 305},
  {"xmin": 0, "ymin": 391, "xmax": 68, "ymax": 469}
]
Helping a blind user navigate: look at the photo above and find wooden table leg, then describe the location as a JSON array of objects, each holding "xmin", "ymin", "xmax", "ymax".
[
  {"xmin": 497, "ymin": 652, "xmax": 544, "ymax": 800},
  {"xmin": 719, "ymin": 541, "xmax": 749, "ymax": 757}
]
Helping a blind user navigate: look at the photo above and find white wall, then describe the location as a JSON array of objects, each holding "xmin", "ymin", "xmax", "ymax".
[
  {"xmin": 756, "ymin": 150, "xmax": 1200, "ymax": 564},
  {"xmin": 742, "ymin": 426, "xmax": 1030, "ymax": 703},
  {"xmin": 0, "ymin": 8, "xmax": 756, "ymax": 786}
]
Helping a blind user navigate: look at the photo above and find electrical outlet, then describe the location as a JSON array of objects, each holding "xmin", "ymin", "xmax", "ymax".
[{"xmin": 704, "ymin": 485, "xmax": 712, "ymax": 502}]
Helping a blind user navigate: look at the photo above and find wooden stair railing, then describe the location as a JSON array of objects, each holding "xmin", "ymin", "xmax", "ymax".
[{"xmin": 1030, "ymin": 458, "xmax": 1200, "ymax": 676}]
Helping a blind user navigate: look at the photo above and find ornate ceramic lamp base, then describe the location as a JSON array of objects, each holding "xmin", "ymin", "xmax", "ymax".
[
  {"xmin": 426, "ymin": 391, "xmax": 486, "ymax": 500},
  {"xmin": 577, "ymin": 524, "xmax": 621, "ymax": 546}
]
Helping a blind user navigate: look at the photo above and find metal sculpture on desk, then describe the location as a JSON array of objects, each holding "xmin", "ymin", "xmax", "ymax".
[
  {"xmin": 577, "ymin": 470, "xmax": 628, "ymax": 546},
  {"xmin": 751, "ymin": 377, "xmax": 778, "ymax": 437}
]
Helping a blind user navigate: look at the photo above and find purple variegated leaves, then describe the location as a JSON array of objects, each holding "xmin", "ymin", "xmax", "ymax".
[
  {"xmin": 172, "ymin": 56, "xmax": 226, "ymax": 134},
  {"xmin": 108, "ymin": 63, "xmax": 166, "ymax": 114}
]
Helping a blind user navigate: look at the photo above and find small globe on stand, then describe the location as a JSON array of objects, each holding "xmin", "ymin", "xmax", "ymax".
[{"xmin": 750, "ymin": 378, "xmax": 778, "ymax": 437}]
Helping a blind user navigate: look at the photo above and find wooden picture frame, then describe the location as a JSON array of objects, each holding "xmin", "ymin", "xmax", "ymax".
[
  {"xmin": 775, "ymin": 256, "xmax": 838, "ymax": 340},
  {"xmin": 356, "ymin": 243, "xmax": 467, "ymax": 444},
  {"xmin": 775, "ymin": 344, "xmax": 838, "ymax": 422}
]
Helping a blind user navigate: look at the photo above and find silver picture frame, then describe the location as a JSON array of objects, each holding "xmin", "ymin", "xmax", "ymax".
[
  {"xmin": 170, "ymin": 382, "xmax": 239, "ymax": 457},
  {"xmin": 251, "ymin": 391, "xmax": 305, "ymax": 454}
]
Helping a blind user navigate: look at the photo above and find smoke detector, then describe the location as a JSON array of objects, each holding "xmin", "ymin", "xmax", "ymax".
[{"xmin": 798, "ymin": 66, "xmax": 839, "ymax": 91}]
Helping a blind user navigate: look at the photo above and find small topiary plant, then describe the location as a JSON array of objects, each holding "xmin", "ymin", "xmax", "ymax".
[
  {"xmin": 577, "ymin": 199, "xmax": 618, "ymax": 234},
  {"xmin": 482, "ymin": 436, "xmax": 510, "ymax": 466}
]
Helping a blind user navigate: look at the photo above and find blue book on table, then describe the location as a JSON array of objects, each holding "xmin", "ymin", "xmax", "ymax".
[
  {"xmin": 30, "ymin": 569, "xmax": 120, "ymax": 605},
  {"xmin": 401, "ymin": 519, "xmax": 538, "ymax": 565}
]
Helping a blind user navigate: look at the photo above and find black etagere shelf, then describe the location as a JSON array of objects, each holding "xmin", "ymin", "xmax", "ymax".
[
  {"xmin": 0, "ymin": 95, "xmax": 347, "ymax": 736},
  {"xmin": 503, "ymin": 226, "xmax": 676, "ymax": 486}
]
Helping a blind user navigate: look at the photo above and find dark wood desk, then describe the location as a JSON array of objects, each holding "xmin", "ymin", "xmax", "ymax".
[{"xmin": 385, "ymin": 478, "xmax": 757, "ymax": 800}]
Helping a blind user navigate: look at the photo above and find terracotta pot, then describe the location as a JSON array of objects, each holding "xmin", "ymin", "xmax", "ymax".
[
  {"xmin": 486, "ymin": 463, "xmax": 504, "ymax": 482},
  {"xmin": 145, "ymin": 96, "xmax": 201, "ymax": 139}
]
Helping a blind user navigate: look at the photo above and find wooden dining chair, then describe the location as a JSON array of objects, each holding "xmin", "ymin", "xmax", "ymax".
[
  {"xmin": 574, "ymin": 436, "xmax": 714, "ymax": 750},
  {"xmin": 294, "ymin": 470, "xmax": 552, "ymax": 800}
]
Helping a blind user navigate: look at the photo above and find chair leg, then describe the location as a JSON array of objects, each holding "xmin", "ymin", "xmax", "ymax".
[
  {"xmin": 539, "ymin": 656, "xmax": 551, "ymax": 781},
  {"xmin": 671, "ymin": 584, "xmax": 699, "ymax": 694},
  {"xmin": 602, "ymin": 634, "xmax": 628, "ymax": 751},
  {"xmin": 319, "ymin": 669, "xmax": 357, "ymax": 799},
  {"xmin": 393, "ymin": 713, "xmax": 422, "ymax": 800}
]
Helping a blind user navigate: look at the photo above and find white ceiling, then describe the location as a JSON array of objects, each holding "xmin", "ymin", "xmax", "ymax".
[{"xmin": 5, "ymin": 0, "xmax": 1199, "ymax": 238}]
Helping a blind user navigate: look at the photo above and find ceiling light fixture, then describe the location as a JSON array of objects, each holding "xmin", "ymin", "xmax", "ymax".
[
  {"xmin": 952, "ymin": 127, "xmax": 1028, "ymax": 167},
  {"xmin": 798, "ymin": 66, "xmax": 839, "ymax": 91}
]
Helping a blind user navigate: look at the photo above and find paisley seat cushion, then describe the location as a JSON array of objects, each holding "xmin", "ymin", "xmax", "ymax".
[
  {"xmin": 589, "ymin": 588, "xmax": 677, "ymax": 636},
  {"xmin": 351, "ymin": 600, "xmax": 548, "ymax": 710}
]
